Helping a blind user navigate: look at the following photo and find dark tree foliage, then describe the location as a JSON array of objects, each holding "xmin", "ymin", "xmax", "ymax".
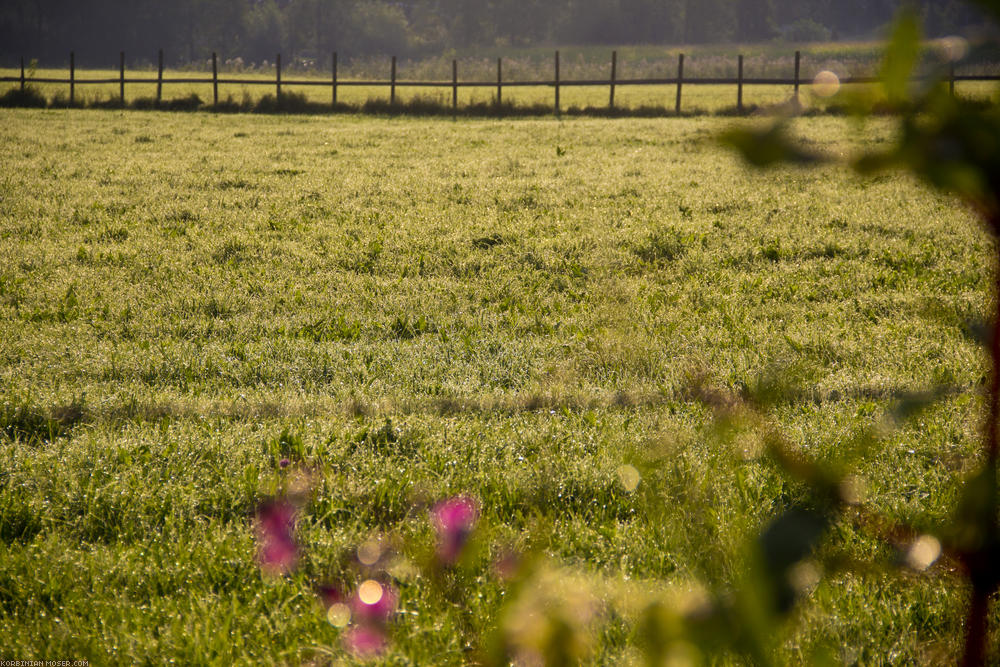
[
  {"xmin": 0, "ymin": 0, "xmax": 987, "ymax": 65},
  {"xmin": 737, "ymin": 0, "xmax": 778, "ymax": 42},
  {"xmin": 684, "ymin": 0, "xmax": 735, "ymax": 43}
]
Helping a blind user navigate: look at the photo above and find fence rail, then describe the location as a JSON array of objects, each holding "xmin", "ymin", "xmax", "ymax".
[{"xmin": 4, "ymin": 49, "xmax": 997, "ymax": 114}]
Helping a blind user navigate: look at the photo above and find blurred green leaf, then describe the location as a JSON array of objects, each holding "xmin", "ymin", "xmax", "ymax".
[
  {"xmin": 853, "ymin": 150, "xmax": 899, "ymax": 175},
  {"xmin": 951, "ymin": 466, "xmax": 999, "ymax": 557},
  {"xmin": 721, "ymin": 124, "xmax": 823, "ymax": 168},
  {"xmin": 757, "ymin": 507, "xmax": 829, "ymax": 614},
  {"xmin": 880, "ymin": 10, "xmax": 922, "ymax": 106},
  {"xmin": 636, "ymin": 601, "xmax": 679, "ymax": 664},
  {"xmin": 854, "ymin": 101, "xmax": 1000, "ymax": 215}
]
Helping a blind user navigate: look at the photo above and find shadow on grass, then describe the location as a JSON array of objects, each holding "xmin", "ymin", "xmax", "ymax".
[
  {"xmin": 0, "ymin": 86, "xmax": 868, "ymax": 118},
  {"xmin": 0, "ymin": 396, "xmax": 89, "ymax": 445}
]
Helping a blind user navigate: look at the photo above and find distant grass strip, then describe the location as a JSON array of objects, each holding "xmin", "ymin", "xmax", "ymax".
[{"xmin": 0, "ymin": 85, "xmax": 841, "ymax": 117}]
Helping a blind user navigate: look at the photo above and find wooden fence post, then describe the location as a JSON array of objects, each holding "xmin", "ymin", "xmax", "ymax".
[
  {"xmin": 675, "ymin": 53, "xmax": 684, "ymax": 114},
  {"xmin": 332, "ymin": 51, "xmax": 338, "ymax": 106},
  {"xmin": 119, "ymin": 51, "xmax": 125, "ymax": 105},
  {"xmin": 497, "ymin": 57, "xmax": 502, "ymax": 107},
  {"xmin": 737, "ymin": 54, "xmax": 744, "ymax": 113},
  {"xmin": 390, "ymin": 55, "xmax": 397, "ymax": 104},
  {"xmin": 276, "ymin": 53, "xmax": 282, "ymax": 102},
  {"xmin": 794, "ymin": 50, "xmax": 801, "ymax": 100},
  {"xmin": 157, "ymin": 49, "xmax": 163, "ymax": 104},
  {"xmin": 70, "ymin": 52, "xmax": 75, "ymax": 105},
  {"xmin": 212, "ymin": 52, "xmax": 218, "ymax": 106},
  {"xmin": 554, "ymin": 50, "xmax": 560, "ymax": 116},
  {"xmin": 19, "ymin": 57, "xmax": 24, "ymax": 91},
  {"xmin": 609, "ymin": 50, "xmax": 617, "ymax": 109},
  {"xmin": 452, "ymin": 59, "xmax": 458, "ymax": 117}
]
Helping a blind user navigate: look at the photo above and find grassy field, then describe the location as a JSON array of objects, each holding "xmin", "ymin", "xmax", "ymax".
[{"xmin": 0, "ymin": 107, "xmax": 996, "ymax": 664}]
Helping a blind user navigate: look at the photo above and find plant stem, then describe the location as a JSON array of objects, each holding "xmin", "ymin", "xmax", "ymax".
[
  {"xmin": 961, "ymin": 588, "xmax": 989, "ymax": 667},
  {"xmin": 961, "ymin": 233, "xmax": 1000, "ymax": 667},
  {"xmin": 988, "ymin": 239, "xmax": 1000, "ymax": 465}
]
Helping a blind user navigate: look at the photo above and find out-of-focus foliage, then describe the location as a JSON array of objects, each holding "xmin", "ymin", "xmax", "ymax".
[
  {"xmin": 726, "ymin": 7, "xmax": 1000, "ymax": 218},
  {"xmin": 724, "ymin": 5, "xmax": 1000, "ymax": 665}
]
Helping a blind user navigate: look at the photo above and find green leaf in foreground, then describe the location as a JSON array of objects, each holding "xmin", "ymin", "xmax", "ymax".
[
  {"xmin": 879, "ymin": 10, "xmax": 922, "ymax": 107},
  {"xmin": 720, "ymin": 123, "xmax": 823, "ymax": 168}
]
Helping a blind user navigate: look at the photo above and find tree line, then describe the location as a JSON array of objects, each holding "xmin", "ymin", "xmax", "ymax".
[{"xmin": 1, "ymin": 0, "xmax": 984, "ymax": 67}]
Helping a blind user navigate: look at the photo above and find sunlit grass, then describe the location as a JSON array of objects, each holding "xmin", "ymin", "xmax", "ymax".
[{"xmin": 0, "ymin": 108, "xmax": 994, "ymax": 663}]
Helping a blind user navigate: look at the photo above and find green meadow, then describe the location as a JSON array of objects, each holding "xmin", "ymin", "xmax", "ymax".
[{"xmin": 0, "ymin": 108, "xmax": 996, "ymax": 663}]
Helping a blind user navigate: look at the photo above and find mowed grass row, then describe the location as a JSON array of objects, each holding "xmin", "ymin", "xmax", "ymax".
[{"xmin": 0, "ymin": 109, "xmax": 995, "ymax": 663}]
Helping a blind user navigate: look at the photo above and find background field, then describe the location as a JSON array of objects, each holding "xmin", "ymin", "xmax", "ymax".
[{"xmin": 0, "ymin": 108, "xmax": 996, "ymax": 663}]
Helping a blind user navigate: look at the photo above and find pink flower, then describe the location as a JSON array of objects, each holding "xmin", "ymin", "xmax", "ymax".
[
  {"xmin": 431, "ymin": 496, "xmax": 479, "ymax": 565},
  {"xmin": 254, "ymin": 499, "xmax": 298, "ymax": 574},
  {"xmin": 343, "ymin": 625, "xmax": 387, "ymax": 658},
  {"xmin": 278, "ymin": 458, "xmax": 290, "ymax": 469}
]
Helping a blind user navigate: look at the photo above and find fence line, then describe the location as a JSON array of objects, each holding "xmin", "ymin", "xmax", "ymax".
[{"xmin": 5, "ymin": 49, "xmax": 999, "ymax": 114}]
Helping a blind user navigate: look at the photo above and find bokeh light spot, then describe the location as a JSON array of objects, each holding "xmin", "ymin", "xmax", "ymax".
[
  {"xmin": 358, "ymin": 579, "xmax": 384, "ymax": 605},
  {"xmin": 812, "ymin": 70, "xmax": 841, "ymax": 98},
  {"xmin": 617, "ymin": 465, "xmax": 641, "ymax": 493},
  {"xmin": 839, "ymin": 475, "xmax": 867, "ymax": 505},
  {"xmin": 905, "ymin": 535, "xmax": 942, "ymax": 571},
  {"xmin": 386, "ymin": 556, "xmax": 419, "ymax": 581},
  {"xmin": 358, "ymin": 539, "xmax": 382, "ymax": 566},
  {"xmin": 938, "ymin": 36, "xmax": 969, "ymax": 62},
  {"xmin": 788, "ymin": 560, "xmax": 821, "ymax": 594},
  {"xmin": 327, "ymin": 602, "xmax": 351, "ymax": 627},
  {"xmin": 664, "ymin": 640, "xmax": 701, "ymax": 667}
]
